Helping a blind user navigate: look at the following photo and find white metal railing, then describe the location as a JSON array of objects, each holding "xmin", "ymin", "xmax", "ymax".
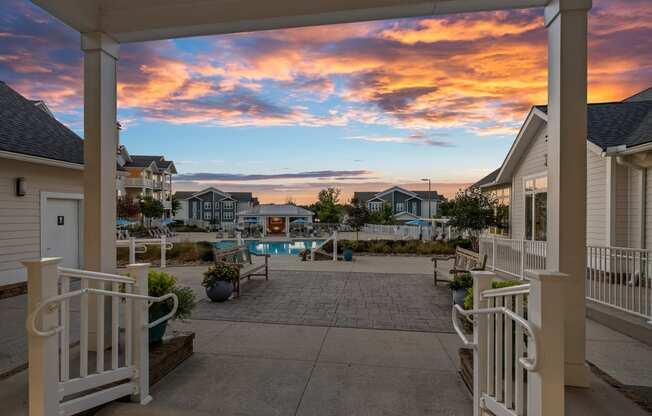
[
  {"xmin": 362, "ymin": 223, "xmax": 433, "ymax": 240},
  {"xmin": 124, "ymin": 178, "xmax": 154, "ymax": 188},
  {"xmin": 117, "ymin": 237, "xmax": 173, "ymax": 268},
  {"xmin": 586, "ymin": 245, "xmax": 652, "ymax": 321},
  {"xmin": 311, "ymin": 230, "xmax": 338, "ymax": 261},
  {"xmin": 454, "ymin": 271, "xmax": 566, "ymax": 416},
  {"xmin": 23, "ymin": 259, "xmax": 178, "ymax": 416},
  {"xmin": 480, "ymin": 236, "xmax": 547, "ymax": 279}
]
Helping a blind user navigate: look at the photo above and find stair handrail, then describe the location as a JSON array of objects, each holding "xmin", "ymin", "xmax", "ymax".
[
  {"xmin": 452, "ymin": 303, "xmax": 539, "ymax": 372},
  {"xmin": 27, "ymin": 287, "xmax": 178, "ymax": 337},
  {"xmin": 311, "ymin": 230, "xmax": 337, "ymax": 261}
]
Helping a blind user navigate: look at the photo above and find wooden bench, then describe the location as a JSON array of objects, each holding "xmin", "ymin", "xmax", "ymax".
[
  {"xmin": 213, "ymin": 246, "xmax": 269, "ymax": 297},
  {"xmin": 431, "ymin": 246, "xmax": 487, "ymax": 286}
]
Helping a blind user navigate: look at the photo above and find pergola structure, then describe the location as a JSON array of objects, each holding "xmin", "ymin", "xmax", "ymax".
[{"xmin": 31, "ymin": 0, "xmax": 592, "ymax": 406}]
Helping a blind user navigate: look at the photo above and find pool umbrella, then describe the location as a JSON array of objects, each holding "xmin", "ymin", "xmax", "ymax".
[
  {"xmin": 116, "ymin": 218, "xmax": 133, "ymax": 227},
  {"xmin": 291, "ymin": 218, "xmax": 308, "ymax": 224},
  {"xmin": 160, "ymin": 219, "xmax": 174, "ymax": 225},
  {"xmin": 243, "ymin": 218, "xmax": 259, "ymax": 224},
  {"xmin": 406, "ymin": 219, "xmax": 431, "ymax": 226}
]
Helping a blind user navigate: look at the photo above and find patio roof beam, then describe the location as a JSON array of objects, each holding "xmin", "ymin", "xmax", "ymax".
[{"xmin": 33, "ymin": 0, "xmax": 548, "ymax": 43}]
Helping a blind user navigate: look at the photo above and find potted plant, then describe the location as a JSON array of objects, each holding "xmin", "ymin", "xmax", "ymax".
[
  {"xmin": 299, "ymin": 249, "xmax": 310, "ymax": 261},
  {"xmin": 449, "ymin": 272, "xmax": 473, "ymax": 306},
  {"xmin": 203, "ymin": 263, "xmax": 239, "ymax": 302},
  {"xmin": 147, "ymin": 271, "xmax": 196, "ymax": 343}
]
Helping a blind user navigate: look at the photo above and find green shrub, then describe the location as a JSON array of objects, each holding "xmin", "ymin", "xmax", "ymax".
[
  {"xmin": 463, "ymin": 278, "xmax": 524, "ymax": 310},
  {"xmin": 202, "ymin": 263, "xmax": 239, "ymax": 288},
  {"xmin": 449, "ymin": 272, "xmax": 473, "ymax": 291},
  {"xmin": 147, "ymin": 271, "xmax": 196, "ymax": 320}
]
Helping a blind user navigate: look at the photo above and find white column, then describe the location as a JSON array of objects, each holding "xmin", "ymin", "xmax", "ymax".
[
  {"xmin": 606, "ymin": 157, "xmax": 617, "ymax": 246},
  {"xmin": 285, "ymin": 216, "xmax": 290, "ymax": 237},
  {"xmin": 545, "ymin": 0, "xmax": 591, "ymax": 387},
  {"xmin": 526, "ymin": 270, "xmax": 567, "ymax": 416},
  {"xmin": 82, "ymin": 32, "xmax": 119, "ymax": 351},
  {"xmin": 24, "ymin": 257, "xmax": 62, "ymax": 416},
  {"xmin": 471, "ymin": 271, "xmax": 493, "ymax": 416}
]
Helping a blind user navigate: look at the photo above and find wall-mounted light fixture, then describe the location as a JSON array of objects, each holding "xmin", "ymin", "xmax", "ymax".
[{"xmin": 15, "ymin": 177, "xmax": 26, "ymax": 196}]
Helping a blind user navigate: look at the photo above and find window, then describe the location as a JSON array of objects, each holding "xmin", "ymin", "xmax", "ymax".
[
  {"xmin": 204, "ymin": 211, "xmax": 212, "ymax": 220},
  {"xmin": 524, "ymin": 175, "xmax": 547, "ymax": 241},
  {"xmin": 396, "ymin": 202, "xmax": 404, "ymax": 212},
  {"xmin": 490, "ymin": 186, "xmax": 511, "ymax": 236},
  {"xmin": 223, "ymin": 200, "xmax": 234, "ymax": 210},
  {"xmin": 411, "ymin": 201, "xmax": 418, "ymax": 214},
  {"xmin": 369, "ymin": 201, "xmax": 383, "ymax": 212},
  {"xmin": 223, "ymin": 211, "xmax": 233, "ymax": 220},
  {"xmin": 203, "ymin": 201, "xmax": 212, "ymax": 210}
]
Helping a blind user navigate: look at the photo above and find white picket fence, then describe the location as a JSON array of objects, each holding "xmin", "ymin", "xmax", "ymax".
[
  {"xmin": 481, "ymin": 236, "xmax": 652, "ymax": 322},
  {"xmin": 23, "ymin": 259, "xmax": 178, "ymax": 415},
  {"xmin": 586, "ymin": 245, "xmax": 652, "ymax": 321},
  {"xmin": 116, "ymin": 237, "xmax": 173, "ymax": 268},
  {"xmin": 453, "ymin": 270, "xmax": 566, "ymax": 416},
  {"xmin": 362, "ymin": 223, "xmax": 433, "ymax": 240},
  {"xmin": 479, "ymin": 236, "xmax": 547, "ymax": 280}
]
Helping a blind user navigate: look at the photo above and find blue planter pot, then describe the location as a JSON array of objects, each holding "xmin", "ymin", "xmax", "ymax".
[
  {"xmin": 343, "ymin": 249, "xmax": 353, "ymax": 262},
  {"xmin": 206, "ymin": 281, "xmax": 234, "ymax": 302},
  {"xmin": 453, "ymin": 289, "xmax": 468, "ymax": 306},
  {"xmin": 149, "ymin": 306, "xmax": 170, "ymax": 344}
]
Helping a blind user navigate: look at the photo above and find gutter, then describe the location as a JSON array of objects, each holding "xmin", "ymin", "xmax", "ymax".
[{"xmin": 0, "ymin": 150, "xmax": 83, "ymax": 170}]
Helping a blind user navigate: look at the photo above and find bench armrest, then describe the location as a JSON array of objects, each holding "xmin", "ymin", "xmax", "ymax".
[{"xmin": 250, "ymin": 252, "xmax": 270, "ymax": 258}]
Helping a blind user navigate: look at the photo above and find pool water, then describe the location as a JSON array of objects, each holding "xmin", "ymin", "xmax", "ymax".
[{"xmin": 214, "ymin": 240, "xmax": 325, "ymax": 256}]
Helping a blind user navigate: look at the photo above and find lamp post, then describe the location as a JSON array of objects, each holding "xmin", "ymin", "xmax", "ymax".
[{"xmin": 421, "ymin": 178, "xmax": 431, "ymax": 220}]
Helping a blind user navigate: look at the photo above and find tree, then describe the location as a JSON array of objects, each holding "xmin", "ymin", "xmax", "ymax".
[
  {"xmin": 345, "ymin": 197, "xmax": 370, "ymax": 240},
  {"xmin": 445, "ymin": 187, "xmax": 497, "ymax": 251},
  {"xmin": 368, "ymin": 201, "xmax": 394, "ymax": 225},
  {"xmin": 117, "ymin": 196, "xmax": 140, "ymax": 219},
  {"xmin": 312, "ymin": 187, "xmax": 344, "ymax": 223},
  {"xmin": 171, "ymin": 195, "xmax": 181, "ymax": 217},
  {"xmin": 140, "ymin": 196, "xmax": 165, "ymax": 220},
  {"xmin": 285, "ymin": 196, "xmax": 297, "ymax": 206}
]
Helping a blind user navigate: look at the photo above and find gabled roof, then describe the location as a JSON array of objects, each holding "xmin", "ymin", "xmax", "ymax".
[
  {"xmin": 480, "ymin": 96, "xmax": 652, "ymax": 188},
  {"xmin": 0, "ymin": 81, "xmax": 83, "ymax": 165},
  {"xmin": 353, "ymin": 187, "xmax": 441, "ymax": 203},
  {"xmin": 174, "ymin": 191, "xmax": 195, "ymax": 200},
  {"xmin": 181, "ymin": 187, "xmax": 255, "ymax": 202},
  {"xmin": 472, "ymin": 168, "xmax": 501, "ymax": 189},
  {"xmin": 229, "ymin": 192, "xmax": 255, "ymax": 202},
  {"xmin": 536, "ymin": 101, "xmax": 652, "ymax": 151},
  {"xmin": 238, "ymin": 204, "xmax": 313, "ymax": 217},
  {"xmin": 123, "ymin": 155, "xmax": 177, "ymax": 173},
  {"xmin": 625, "ymin": 87, "xmax": 652, "ymax": 103}
]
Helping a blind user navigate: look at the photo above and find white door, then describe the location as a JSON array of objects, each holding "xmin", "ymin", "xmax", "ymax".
[{"xmin": 45, "ymin": 198, "xmax": 80, "ymax": 268}]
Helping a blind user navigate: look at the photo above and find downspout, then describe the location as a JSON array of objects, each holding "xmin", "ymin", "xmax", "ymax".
[{"xmin": 615, "ymin": 156, "xmax": 647, "ymax": 249}]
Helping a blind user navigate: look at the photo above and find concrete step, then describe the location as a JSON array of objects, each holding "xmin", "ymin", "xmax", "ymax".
[{"xmin": 586, "ymin": 300, "xmax": 652, "ymax": 347}]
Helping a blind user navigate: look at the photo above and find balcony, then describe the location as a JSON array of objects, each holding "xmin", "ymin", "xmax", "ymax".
[{"xmin": 124, "ymin": 177, "xmax": 154, "ymax": 188}]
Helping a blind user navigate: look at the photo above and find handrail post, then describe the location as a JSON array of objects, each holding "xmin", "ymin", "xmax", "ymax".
[
  {"xmin": 129, "ymin": 237, "xmax": 136, "ymax": 264},
  {"xmin": 332, "ymin": 231, "xmax": 338, "ymax": 262},
  {"xmin": 128, "ymin": 263, "xmax": 152, "ymax": 405},
  {"xmin": 23, "ymin": 257, "xmax": 62, "ymax": 416},
  {"xmin": 492, "ymin": 237, "xmax": 496, "ymax": 271},
  {"xmin": 471, "ymin": 271, "xmax": 493, "ymax": 416},
  {"xmin": 160, "ymin": 235, "xmax": 166, "ymax": 268},
  {"xmin": 525, "ymin": 270, "xmax": 566, "ymax": 416}
]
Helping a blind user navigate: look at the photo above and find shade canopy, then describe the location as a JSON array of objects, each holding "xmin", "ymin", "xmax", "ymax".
[
  {"xmin": 406, "ymin": 219, "xmax": 431, "ymax": 226},
  {"xmin": 291, "ymin": 218, "xmax": 309, "ymax": 224},
  {"xmin": 116, "ymin": 218, "xmax": 136, "ymax": 227}
]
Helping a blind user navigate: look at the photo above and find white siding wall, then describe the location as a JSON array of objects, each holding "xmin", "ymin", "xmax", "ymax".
[
  {"xmin": 626, "ymin": 166, "xmax": 643, "ymax": 248},
  {"xmin": 0, "ymin": 159, "xmax": 83, "ymax": 285},
  {"xmin": 511, "ymin": 125, "xmax": 548, "ymax": 239},
  {"xmin": 615, "ymin": 163, "xmax": 629, "ymax": 246},
  {"xmin": 586, "ymin": 150, "xmax": 607, "ymax": 246}
]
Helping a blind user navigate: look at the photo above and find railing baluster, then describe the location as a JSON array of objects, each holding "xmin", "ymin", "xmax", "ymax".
[
  {"xmin": 125, "ymin": 283, "xmax": 133, "ymax": 367},
  {"xmin": 495, "ymin": 296, "xmax": 504, "ymax": 403},
  {"xmin": 97, "ymin": 281, "xmax": 105, "ymax": 373},
  {"xmin": 60, "ymin": 275, "xmax": 70, "ymax": 382},
  {"xmin": 504, "ymin": 295, "xmax": 513, "ymax": 410},
  {"xmin": 514, "ymin": 294, "xmax": 525, "ymax": 416},
  {"xmin": 487, "ymin": 297, "xmax": 495, "ymax": 397},
  {"xmin": 80, "ymin": 278, "xmax": 89, "ymax": 377},
  {"xmin": 111, "ymin": 282, "xmax": 119, "ymax": 370}
]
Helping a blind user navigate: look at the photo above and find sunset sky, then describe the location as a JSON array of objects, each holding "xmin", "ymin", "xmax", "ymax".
[{"xmin": 1, "ymin": 0, "xmax": 651, "ymax": 203}]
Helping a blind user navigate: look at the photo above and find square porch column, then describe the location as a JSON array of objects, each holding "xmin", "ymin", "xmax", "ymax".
[
  {"xmin": 545, "ymin": 0, "xmax": 592, "ymax": 387},
  {"xmin": 82, "ymin": 32, "xmax": 119, "ymax": 351}
]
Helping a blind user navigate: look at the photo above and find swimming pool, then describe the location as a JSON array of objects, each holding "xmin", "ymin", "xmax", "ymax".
[{"xmin": 214, "ymin": 239, "xmax": 325, "ymax": 256}]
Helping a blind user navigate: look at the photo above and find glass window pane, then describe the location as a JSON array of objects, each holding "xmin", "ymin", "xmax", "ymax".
[
  {"xmin": 534, "ymin": 192, "xmax": 547, "ymax": 241},
  {"xmin": 525, "ymin": 194, "xmax": 533, "ymax": 240}
]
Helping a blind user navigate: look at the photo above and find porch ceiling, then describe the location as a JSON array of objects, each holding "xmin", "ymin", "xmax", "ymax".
[{"xmin": 32, "ymin": 0, "xmax": 548, "ymax": 43}]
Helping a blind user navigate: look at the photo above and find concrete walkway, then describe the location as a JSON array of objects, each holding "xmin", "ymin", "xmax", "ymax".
[{"xmin": 101, "ymin": 319, "xmax": 473, "ymax": 416}]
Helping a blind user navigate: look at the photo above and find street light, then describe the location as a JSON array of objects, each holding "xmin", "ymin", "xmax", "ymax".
[{"xmin": 421, "ymin": 178, "xmax": 431, "ymax": 219}]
